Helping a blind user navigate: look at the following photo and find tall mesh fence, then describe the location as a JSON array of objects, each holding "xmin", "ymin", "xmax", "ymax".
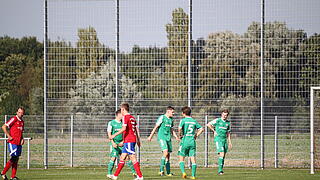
[
  {"xmin": 313, "ymin": 89, "xmax": 320, "ymax": 170},
  {"xmin": 2, "ymin": 0, "xmax": 318, "ymax": 168}
]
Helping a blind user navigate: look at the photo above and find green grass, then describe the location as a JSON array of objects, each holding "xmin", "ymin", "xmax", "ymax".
[{"xmin": 3, "ymin": 167, "xmax": 320, "ymax": 180}]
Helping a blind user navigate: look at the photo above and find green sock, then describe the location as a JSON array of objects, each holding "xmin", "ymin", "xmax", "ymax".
[
  {"xmin": 165, "ymin": 160, "xmax": 171, "ymax": 174},
  {"xmin": 179, "ymin": 161, "xmax": 185, "ymax": 174},
  {"xmin": 107, "ymin": 160, "xmax": 115, "ymax": 175},
  {"xmin": 218, "ymin": 157, "xmax": 224, "ymax": 173},
  {"xmin": 127, "ymin": 160, "xmax": 136, "ymax": 174},
  {"xmin": 191, "ymin": 163, "xmax": 197, "ymax": 177},
  {"xmin": 160, "ymin": 157, "xmax": 165, "ymax": 172}
]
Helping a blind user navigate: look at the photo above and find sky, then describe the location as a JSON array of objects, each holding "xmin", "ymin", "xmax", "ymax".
[{"xmin": 1, "ymin": 0, "xmax": 320, "ymax": 52}]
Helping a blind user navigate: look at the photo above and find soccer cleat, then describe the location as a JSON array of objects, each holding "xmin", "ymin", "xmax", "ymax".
[
  {"xmin": 9, "ymin": 177, "xmax": 19, "ymax": 180},
  {"xmin": 218, "ymin": 171, "xmax": 224, "ymax": 175},
  {"xmin": 158, "ymin": 171, "xmax": 164, "ymax": 176},
  {"xmin": 106, "ymin": 174, "xmax": 113, "ymax": 179},
  {"xmin": 182, "ymin": 172, "xmax": 187, "ymax": 179},
  {"xmin": 132, "ymin": 173, "xmax": 137, "ymax": 177},
  {"xmin": 166, "ymin": 173, "xmax": 174, "ymax": 176},
  {"xmin": 134, "ymin": 176, "xmax": 143, "ymax": 180},
  {"xmin": 1, "ymin": 174, "xmax": 8, "ymax": 180},
  {"xmin": 190, "ymin": 177, "xmax": 196, "ymax": 180},
  {"xmin": 110, "ymin": 175, "xmax": 118, "ymax": 180}
]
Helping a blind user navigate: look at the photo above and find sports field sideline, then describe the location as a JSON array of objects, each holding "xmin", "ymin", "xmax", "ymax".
[{"xmin": 5, "ymin": 167, "xmax": 319, "ymax": 180}]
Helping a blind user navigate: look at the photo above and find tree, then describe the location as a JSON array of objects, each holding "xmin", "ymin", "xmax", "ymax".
[
  {"xmin": 76, "ymin": 26, "xmax": 105, "ymax": 79},
  {"xmin": 165, "ymin": 8, "xmax": 189, "ymax": 100},
  {"xmin": 66, "ymin": 57, "xmax": 142, "ymax": 134}
]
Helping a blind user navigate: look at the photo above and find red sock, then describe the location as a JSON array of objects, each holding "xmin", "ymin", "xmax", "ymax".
[
  {"xmin": 11, "ymin": 162, "xmax": 18, "ymax": 178},
  {"xmin": 1, "ymin": 160, "xmax": 13, "ymax": 175},
  {"xmin": 114, "ymin": 161, "xmax": 125, "ymax": 177},
  {"xmin": 133, "ymin": 162, "xmax": 143, "ymax": 178}
]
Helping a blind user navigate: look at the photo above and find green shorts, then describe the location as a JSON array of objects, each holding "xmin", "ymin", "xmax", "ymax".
[
  {"xmin": 215, "ymin": 139, "xmax": 228, "ymax": 154},
  {"xmin": 178, "ymin": 143, "xmax": 196, "ymax": 157},
  {"xmin": 158, "ymin": 139, "xmax": 172, "ymax": 152},
  {"xmin": 109, "ymin": 145, "xmax": 123, "ymax": 157}
]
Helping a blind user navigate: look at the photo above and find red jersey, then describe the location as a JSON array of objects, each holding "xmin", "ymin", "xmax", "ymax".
[
  {"xmin": 122, "ymin": 114, "xmax": 137, "ymax": 143},
  {"xmin": 5, "ymin": 115, "xmax": 24, "ymax": 145}
]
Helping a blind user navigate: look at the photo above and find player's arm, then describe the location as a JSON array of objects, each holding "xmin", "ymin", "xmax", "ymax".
[
  {"xmin": 206, "ymin": 122, "xmax": 215, "ymax": 132},
  {"xmin": 171, "ymin": 128, "xmax": 180, "ymax": 141},
  {"xmin": 194, "ymin": 127, "xmax": 204, "ymax": 140},
  {"xmin": 178, "ymin": 127, "xmax": 183, "ymax": 139},
  {"xmin": 135, "ymin": 126, "xmax": 141, "ymax": 147},
  {"xmin": 108, "ymin": 131, "xmax": 118, "ymax": 148},
  {"xmin": 110, "ymin": 125, "xmax": 126, "ymax": 140},
  {"xmin": 147, "ymin": 124, "xmax": 160, "ymax": 141},
  {"xmin": 227, "ymin": 132, "xmax": 232, "ymax": 150},
  {"xmin": 2, "ymin": 124, "xmax": 12, "ymax": 140}
]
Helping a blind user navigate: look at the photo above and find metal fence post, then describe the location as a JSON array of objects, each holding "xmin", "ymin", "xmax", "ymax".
[
  {"xmin": 27, "ymin": 138, "xmax": 31, "ymax": 169},
  {"xmin": 205, "ymin": 115, "xmax": 208, "ymax": 167},
  {"xmin": 260, "ymin": 0, "xmax": 265, "ymax": 170},
  {"xmin": 274, "ymin": 116, "xmax": 278, "ymax": 168},
  {"xmin": 137, "ymin": 115, "xmax": 140, "ymax": 163},
  {"xmin": 3, "ymin": 115, "xmax": 7, "ymax": 167},
  {"xmin": 70, "ymin": 114, "xmax": 74, "ymax": 167},
  {"xmin": 115, "ymin": 0, "xmax": 119, "ymax": 110},
  {"xmin": 43, "ymin": 0, "xmax": 48, "ymax": 170}
]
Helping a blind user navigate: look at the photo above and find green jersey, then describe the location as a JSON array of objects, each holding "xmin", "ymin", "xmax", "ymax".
[
  {"xmin": 209, "ymin": 117, "xmax": 231, "ymax": 140},
  {"xmin": 156, "ymin": 114, "xmax": 174, "ymax": 141},
  {"xmin": 179, "ymin": 117, "xmax": 202, "ymax": 145},
  {"xmin": 107, "ymin": 119, "xmax": 123, "ymax": 144}
]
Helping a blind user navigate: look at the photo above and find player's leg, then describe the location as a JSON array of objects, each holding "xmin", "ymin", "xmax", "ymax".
[
  {"xmin": 158, "ymin": 139, "xmax": 167, "ymax": 175},
  {"xmin": 122, "ymin": 142, "xmax": 143, "ymax": 179},
  {"xmin": 1, "ymin": 143, "xmax": 16, "ymax": 178},
  {"xmin": 216, "ymin": 140, "xmax": 227, "ymax": 175},
  {"xmin": 128, "ymin": 154, "xmax": 143, "ymax": 179},
  {"xmin": 125, "ymin": 156, "xmax": 137, "ymax": 176},
  {"xmin": 107, "ymin": 145, "xmax": 119, "ymax": 177},
  {"xmin": 10, "ymin": 145, "xmax": 21, "ymax": 179},
  {"xmin": 165, "ymin": 140, "xmax": 173, "ymax": 176},
  {"xmin": 189, "ymin": 146, "xmax": 197, "ymax": 179},
  {"xmin": 178, "ymin": 145, "xmax": 187, "ymax": 178},
  {"xmin": 10, "ymin": 156, "xmax": 19, "ymax": 179},
  {"xmin": 112, "ymin": 144, "xmax": 132, "ymax": 180}
]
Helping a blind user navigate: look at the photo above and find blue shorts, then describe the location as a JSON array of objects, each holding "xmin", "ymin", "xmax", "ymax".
[
  {"xmin": 122, "ymin": 142, "xmax": 136, "ymax": 155},
  {"xmin": 8, "ymin": 143, "xmax": 22, "ymax": 157}
]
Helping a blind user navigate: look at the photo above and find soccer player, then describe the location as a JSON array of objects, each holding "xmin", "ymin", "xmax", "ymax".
[
  {"xmin": 107, "ymin": 109, "xmax": 136, "ymax": 179},
  {"xmin": 147, "ymin": 106, "xmax": 179, "ymax": 176},
  {"xmin": 109, "ymin": 103, "xmax": 143, "ymax": 180},
  {"xmin": 206, "ymin": 109, "xmax": 232, "ymax": 175},
  {"xmin": 178, "ymin": 106, "xmax": 203, "ymax": 179},
  {"xmin": 1, "ymin": 107, "xmax": 25, "ymax": 180}
]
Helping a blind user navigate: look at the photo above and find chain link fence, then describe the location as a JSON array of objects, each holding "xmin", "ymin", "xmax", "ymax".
[{"xmin": 2, "ymin": 0, "xmax": 319, "ymax": 169}]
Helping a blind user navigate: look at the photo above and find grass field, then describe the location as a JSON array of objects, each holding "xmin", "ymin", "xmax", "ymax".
[{"xmin": 3, "ymin": 167, "xmax": 319, "ymax": 180}]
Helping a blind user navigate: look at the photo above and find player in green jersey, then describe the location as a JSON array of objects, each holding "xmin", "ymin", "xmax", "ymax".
[
  {"xmin": 206, "ymin": 109, "xmax": 232, "ymax": 175},
  {"xmin": 178, "ymin": 106, "xmax": 203, "ymax": 179},
  {"xmin": 147, "ymin": 106, "xmax": 179, "ymax": 176},
  {"xmin": 106, "ymin": 109, "xmax": 136, "ymax": 179}
]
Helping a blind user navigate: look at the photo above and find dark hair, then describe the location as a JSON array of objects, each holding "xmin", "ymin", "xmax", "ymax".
[
  {"xmin": 221, "ymin": 109, "xmax": 230, "ymax": 115},
  {"xmin": 181, "ymin": 106, "xmax": 191, "ymax": 116},
  {"xmin": 167, "ymin": 106, "xmax": 174, "ymax": 110},
  {"xmin": 115, "ymin": 109, "xmax": 121, "ymax": 115},
  {"xmin": 121, "ymin": 103, "xmax": 129, "ymax": 111},
  {"xmin": 18, "ymin": 107, "xmax": 25, "ymax": 113}
]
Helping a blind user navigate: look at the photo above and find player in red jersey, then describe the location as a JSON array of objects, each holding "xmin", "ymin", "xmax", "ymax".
[
  {"xmin": 109, "ymin": 103, "xmax": 143, "ymax": 180},
  {"xmin": 1, "ymin": 107, "xmax": 25, "ymax": 180}
]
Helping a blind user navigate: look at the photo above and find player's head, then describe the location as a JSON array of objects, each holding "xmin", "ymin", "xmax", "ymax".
[
  {"xmin": 166, "ymin": 106, "xmax": 175, "ymax": 117},
  {"xmin": 221, "ymin": 109, "xmax": 229, "ymax": 120},
  {"xmin": 181, "ymin": 106, "xmax": 191, "ymax": 117},
  {"xmin": 115, "ymin": 109, "xmax": 122, "ymax": 120},
  {"xmin": 120, "ymin": 103, "xmax": 130, "ymax": 114},
  {"xmin": 17, "ymin": 107, "xmax": 25, "ymax": 118}
]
